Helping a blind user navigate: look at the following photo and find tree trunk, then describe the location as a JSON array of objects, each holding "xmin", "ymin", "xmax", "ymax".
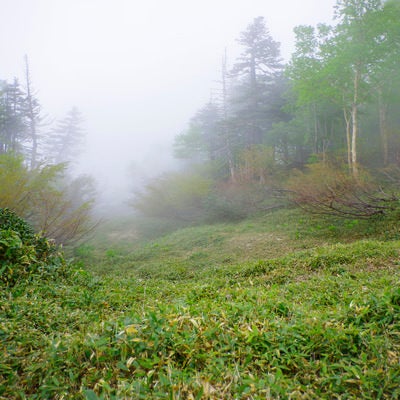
[
  {"xmin": 351, "ymin": 102, "xmax": 358, "ymax": 178},
  {"xmin": 282, "ymin": 135, "xmax": 289, "ymax": 165},
  {"xmin": 229, "ymin": 158, "xmax": 236, "ymax": 183},
  {"xmin": 350, "ymin": 67, "xmax": 361, "ymax": 179},
  {"xmin": 343, "ymin": 107, "xmax": 352, "ymax": 170},
  {"xmin": 24, "ymin": 56, "xmax": 38, "ymax": 169},
  {"xmin": 378, "ymin": 88, "xmax": 389, "ymax": 166},
  {"xmin": 313, "ymin": 103, "xmax": 318, "ymax": 154}
]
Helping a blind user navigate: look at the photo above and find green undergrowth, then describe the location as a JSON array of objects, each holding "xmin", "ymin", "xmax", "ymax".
[
  {"xmin": 76, "ymin": 208, "xmax": 397, "ymax": 277},
  {"xmin": 0, "ymin": 208, "xmax": 69, "ymax": 287},
  {"xmin": 2, "ymin": 236, "xmax": 400, "ymax": 398}
]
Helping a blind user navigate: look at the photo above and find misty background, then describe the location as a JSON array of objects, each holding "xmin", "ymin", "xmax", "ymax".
[{"xmin": 0, "ymin": 0, "xmax": 335, "ymax": 210}]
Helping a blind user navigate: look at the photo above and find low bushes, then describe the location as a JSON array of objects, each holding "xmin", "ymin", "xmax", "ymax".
[
  {"xmin": 285, "ymin": 162, "xmax": 398, "ymax": 218},
  {"xmin": 0, "ymin": 208, "xmax": 67, "ymax": 287},
  {"xmin": 0, "ymin": 153, "xmax": 96, "ymax": 246}
]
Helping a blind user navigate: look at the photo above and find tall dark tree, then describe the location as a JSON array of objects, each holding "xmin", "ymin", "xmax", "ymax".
[
  {"xmin": 231, "ymin": 16, "xmax": 282, "ymax": 84},
  {"xmin": 174, "ymin": 18, "xmax": 286, "ymax": 180},
  {"xmin": 230, "ymin": 16, "xmax": 283, "ymax": 146},
  {"xmin": 0, "ymin": 79, "xmax": 27, "ymax": 155}
]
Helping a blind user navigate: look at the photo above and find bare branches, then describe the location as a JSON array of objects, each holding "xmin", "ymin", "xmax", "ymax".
[{"xmin": 285, "ymin": 163, "xmax": 398, "ymax": 219}]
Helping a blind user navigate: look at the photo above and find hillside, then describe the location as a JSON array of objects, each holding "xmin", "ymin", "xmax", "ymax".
[{"xmin": 1, "ymin": 209, "xmax": 400, "ymax": 399}]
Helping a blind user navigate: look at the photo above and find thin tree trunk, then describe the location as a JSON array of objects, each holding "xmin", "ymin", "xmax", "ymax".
[
  {"xmin": 350, "ymin": 67, "xmax": 361, "ymax": 179},
  {"xmin": 24, "ymin": 56, "xmax": 38, "ymax": 169},
  {"xmin": 221, "ymin": 50, "xmax": 236, "ymax": 183},
  {"xmin": 249, "ymin": 52, "xmax": 259, "ymax": 145},
  {"xmin": 343, "ymin": 107, "xmax": 352, "ymax": 170},
  {"xmin": 378, "ymin": 88, "xmax": 389, "ymax": 166},
  {"xmin": 228, "ymin": 155, "xmax": 236, "ymax": 183},
  {"xmin": 351, "ymin": 102, "xmax": 358, "ymax": 178},
  {"xmin": 313, "ymin": 103, "xmax": 318, "ymax": 154},
  {"xmin": 282, "ymin": 135, "xmax": 289, "ymax": 165}
]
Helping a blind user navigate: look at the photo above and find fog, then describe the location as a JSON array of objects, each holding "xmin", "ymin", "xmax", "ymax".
[{"xmin": 1, "ymin": 0, "xmax": 336, "ymax": 210}]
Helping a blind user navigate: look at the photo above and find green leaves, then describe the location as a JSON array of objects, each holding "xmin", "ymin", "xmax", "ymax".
[
  {"xmin": 0, "ymin": 208, "xmax": 68, "ymax": 286},
  {"xmin": 2, "ymin": 228, "xmax": 400, "ymax": 398},
  {"xmin": 0, "ymin": 153, "xmax": 96, "ymax": 246},
  {"xmin": 132, "ymin": 171, "xmax": 213, "ymax": 224}
]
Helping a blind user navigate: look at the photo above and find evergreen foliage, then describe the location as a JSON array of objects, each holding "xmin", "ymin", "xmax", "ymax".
[
  {"xmin": 0, "ymin": 61, "xmax": 94, "ymax": 246},
  {"xmin": 45, "ymin": 106, "xmax": 85, "ymax": 164}
]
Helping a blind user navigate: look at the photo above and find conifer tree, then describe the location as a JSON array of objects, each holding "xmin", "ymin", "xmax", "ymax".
[
  {"xmin": 230, "ymin": 16, "xmax": 283, "ymax": 146},
  {"xmin": 0, "ymin": 79, "xmax": 27, "ymax": 155},
  {"xmin": 46, "ymin": 107, "xmax": 85, "ymax": 164}
]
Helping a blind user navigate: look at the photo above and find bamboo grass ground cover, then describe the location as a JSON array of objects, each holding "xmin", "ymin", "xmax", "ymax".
[{"xmin": 1, "ymin": 237, "xmax": 400, "ymax": 399}]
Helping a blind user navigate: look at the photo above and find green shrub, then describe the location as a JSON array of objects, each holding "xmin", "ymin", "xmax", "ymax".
[
  {"xmin": 0, "ymin": 153, "xmax": 96, "ymax": 246},
  {"xmin": 0, "ymin": 208, "xmax": 67, "ymax": 286},
  {"xmin": 0, "ymin": 207, "xmax": 35, "ymax": 243},
  {"xmin": 132, "ymin": 171, "xmax": 213, "ymax": 223}
]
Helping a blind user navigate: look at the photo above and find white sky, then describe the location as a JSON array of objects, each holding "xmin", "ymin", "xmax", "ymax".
[{"xmin": 0, "ymin": 0, "xmax": 336, "ymax": 206}]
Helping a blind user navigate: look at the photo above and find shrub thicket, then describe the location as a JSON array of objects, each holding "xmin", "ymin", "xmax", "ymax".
[
  {"xmin": 285, "ymin": 162, "xmax": 399, "ymax": 218},
  {"xmin": 131, "ymin": 167, "xmax": 284, "ymax": 234},
  {"xmin": 0, "ymin": 208, "xmax": 67, "ymax": 286},
  {"xmin": 0, "ymin": 153, "xmax": 96, "ymax": 246}
]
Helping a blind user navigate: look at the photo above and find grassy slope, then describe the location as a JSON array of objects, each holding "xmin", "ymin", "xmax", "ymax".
[
  {"xmin": 1, "ymin": 209, "xmax": 400, "ymax": 399},
  {"xmin": 76, "ymin": 209, "xmax": 383, "ymax": 276}
]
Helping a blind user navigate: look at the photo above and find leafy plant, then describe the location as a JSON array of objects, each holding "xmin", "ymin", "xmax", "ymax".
[
  {"xmin": 132, "ymin": 171, "xmax": 213, "ymax": 224},
  {"xmin": 2, "ymin": 237, "xmax": 400, "ymax": 398},
  {"xmin": 0, "ymin": 208, "xmax": 67, "ymax": 286},
  {"xmin": 0, "ymin": 207, "xmax": 35, "ymax": 243},
  {"xmin": 0, "ymin": 153, "xmax": 96, "ymax": 246}
]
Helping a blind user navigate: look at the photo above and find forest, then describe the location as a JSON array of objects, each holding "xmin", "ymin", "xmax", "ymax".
[
  {"xmin": 1, "ymin": 0, "xmax": 400, "ymax": 398},
  {"xmin": 134, "ymin": 0, "xmax": 400, "ymax": 230},
  {"xmin": 1, "ymin": 0, "xmax": 400, "ymax": 234}
]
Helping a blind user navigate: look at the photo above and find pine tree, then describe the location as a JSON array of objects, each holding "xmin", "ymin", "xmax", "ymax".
[
  {"xmin": 230, "ymin": 16, "xmax": 283, "ymax": 146},
  {"xmin": 0, "ymin": 79, "xmax": 27, "ymax": 155},
  {"xmin": 46, "ymin": 107, "xmax": 85, "ymax": 164}
]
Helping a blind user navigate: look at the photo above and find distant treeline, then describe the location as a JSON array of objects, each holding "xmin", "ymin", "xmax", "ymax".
[
  {"xmin": 0, "ymin": 58, "xmax": 95, "ymax": 246},
  {"xmin": 134, "ymin": 0, "xmax": 400, "ymax": 228}
]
